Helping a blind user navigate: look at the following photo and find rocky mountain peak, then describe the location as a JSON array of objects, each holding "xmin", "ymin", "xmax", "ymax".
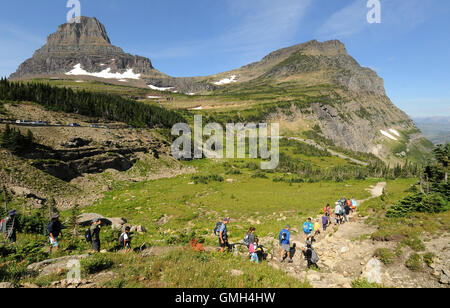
[
  {"xmin": 45, "ymin": 16, "xmax": 112, "ymax": 48},
  {"xmin": 10, "ymin": 16, "xmax": 159, "ymax": 79}
]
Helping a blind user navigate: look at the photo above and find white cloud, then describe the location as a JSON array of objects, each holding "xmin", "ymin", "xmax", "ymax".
[
  {"xmin": 317, "ymin": 0, "xmax": 436, "ymax": 39},
  {"xmin": 146, "ymin": 0, "xmax": 312, "ymax": 61},
  {"xmin": 317, "ymin": 0, "xmax": 367, "ymax": 38}
]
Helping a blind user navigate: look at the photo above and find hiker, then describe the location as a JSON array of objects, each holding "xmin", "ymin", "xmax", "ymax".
[
  {"xmin": 343, "ymin": 201, "xmax": 351, "ymax": 223},
  {"xmin": 313, "ymin": 219, "xmax": 321, "ymax": 236},
  {"xmin": 303, "ymin": 239, "xmax": 319, "ymax": 269},
  {"xmin": 119, "ymin": 226, "xmax": 131, "ymax": 253},
  {"xmin": 323, "ymin": 204, "xmax": 332, "ymax": 217},
  {"xmin": 322, "ymin": 212, "xmax": 330, "ymax": 231},
  {"xmin": 351, "ymin": 197, "xmax": 358, "ymax": 210},
  {"xmin": 334, "ymin": 202, "xmax": 343, "ymax": 225},
  {"xmin": 279, "ymin": 225, "xmax": 293, "ymax": 263},
  {"xmin": 243, "ymin": 227, "xmax": 256, "ymax": 248},
  {"xmin": 48, "ymin": 214, "xmax": 63, "ymax": 253},
  {"xmin": 1, "ymin": 210, "xmax": 18, "ymax": 244},
  {"xmin": 249, "ymin": 238, "xmax": 261, "ymax": 264},
  {"xmin": 215, "ymin": 217, "xmax": 231, "ymax": 253},
  {"xmin": 302, "ymin": 218, "xmax": 314, "ymax": 240},
  {"xmin": 90, "ymin": 218, "xmax": 102, "ymax": 253}
]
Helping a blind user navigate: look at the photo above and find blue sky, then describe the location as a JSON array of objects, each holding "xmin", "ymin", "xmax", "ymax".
[{"xmin": 0, "ymin": 0, "xmax": 449, "ymax": 117}]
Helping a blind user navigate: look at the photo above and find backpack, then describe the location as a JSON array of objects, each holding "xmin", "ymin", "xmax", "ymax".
[
  {"xmin": 303, "ymin": 222, "xmax": 311, "ymax": 233},
  {"xmin": 243, "ymin": 233, "xmax": 251, "ymax": 246},
  {"xmin": 85, "ymin": 228, "xmax": 92, "ymax": 243},
  {"xmin": 118, "ymin": 233, "xmax": 125, "ymax": 246},
  {"xmin": 45, "ymin": 223, "xmax": 51, "ymax": 236},
  {"xmin": 279, "ymin": 230, "xmax": 287, "ymax": 244},
  {"xmin": 214, "ymin": 222, "xmax": 223, "ymax": 236},
  {"xmin": 310, "ymin": 248, "xmax": 319, "ymax": 264}
]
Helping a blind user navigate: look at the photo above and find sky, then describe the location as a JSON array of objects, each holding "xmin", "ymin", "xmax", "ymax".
[{"xmin": 0, "ymin": 0, "xmax": 449, "ymax": 117}]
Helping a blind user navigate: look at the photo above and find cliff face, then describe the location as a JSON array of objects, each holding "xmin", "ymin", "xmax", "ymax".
[
  {"xmin": 206, "ymin": 39, "xmax": 431, "ymax": 161},
  {"xmin": 10, "ymin": 17, "xmax": 160, "ymax": 79}
]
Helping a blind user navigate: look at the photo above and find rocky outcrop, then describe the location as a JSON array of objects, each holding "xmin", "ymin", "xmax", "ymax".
[{"xmin": 10, "ymin": 17, "xmax": 162, "ymax": 79}]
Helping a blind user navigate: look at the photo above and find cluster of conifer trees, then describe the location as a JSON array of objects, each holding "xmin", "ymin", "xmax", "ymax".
[
  {"xmin": 0, "ymin": 124, "xmax": 34, "ymax": 154},
  {"xmin": 0, "ymin": 78, "xmax": 184, "ymax": 128}
]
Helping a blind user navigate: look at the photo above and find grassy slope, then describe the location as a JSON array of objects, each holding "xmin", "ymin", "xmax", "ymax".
[{"xmin": 82, "ymin": 157, "xmax": 376, "ymax": 247}]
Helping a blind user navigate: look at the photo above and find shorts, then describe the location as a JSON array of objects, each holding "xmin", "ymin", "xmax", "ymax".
[
  {"xmin": 281, "ymin": 244, "xmax": 290, "ymax": 252},
  {"xmin": 49, "ymin": 237, "xmax": 59, "ymax": 247}
]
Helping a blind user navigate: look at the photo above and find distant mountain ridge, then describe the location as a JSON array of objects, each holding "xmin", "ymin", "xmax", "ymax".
[
  {"xmin": 414, "ymin": 117, "xmax": 450, "ymax": 145},
  {"xmin": 8, "ymin": 16, "xmax": 434, "ymax": 162}
]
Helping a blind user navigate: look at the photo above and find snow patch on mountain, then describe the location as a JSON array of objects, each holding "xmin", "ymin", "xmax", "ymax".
[
  {"xmin": 214, "ymin": 75, "xmax": 237, "ymax": 85},
  {"xmin": 66, "ymin": 64, "xmax": 141, "ymax": 80},
  {"xmin": 380, "ymin": 130, "xmax": 398, "ymax": 141},
  {"xmin": 148, "ymin": 85, "xmax": 175, "ymax": 91}
]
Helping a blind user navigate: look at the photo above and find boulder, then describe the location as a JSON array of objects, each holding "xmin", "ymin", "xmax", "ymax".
[
  {"xmin": 131, "ymin": 225, "xmax": 147, "ymax": 233},
  {"xmin": 361, "ymin": 258, "xmax": 383, "ymax": 284},
  {"xmin": 27, "ymin": 255, "xmax": 89, "ymax": 277},
  {"xmin": 77, "ymin": 213, "xmax": 111, "ymax": 226},
  {"xmin": 109, "ymin": 217, "xmax": 127, "ymax": 229}
]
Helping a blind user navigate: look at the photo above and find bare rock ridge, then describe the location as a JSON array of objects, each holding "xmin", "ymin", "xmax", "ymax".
[{"xmin": 10, "ymin": 17, "xmax": 161, "ymax": 79}]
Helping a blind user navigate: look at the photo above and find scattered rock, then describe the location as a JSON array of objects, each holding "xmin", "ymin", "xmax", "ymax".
[
  {"xmin": 231, "ymin": 269, "xmax": 244, "ymax": 277},
  {"xmin": 131, "ymin": 225, "xmax": 147, "ymax": 233},
  {"xmin": 157, "ymin": 215, "xmax": 169, "ymax": 225},
  {"xmin": 362, "ymin": 258, "xmax": 383, "ymax": 284},
  {"xmin": 109, "ymin": 217, "xmax": 127, "ymax": 229},
  {"xmin": 22, "ymin": 282, "xmax": 39, "ymax": 289},
  {"xmin": 0, "ymin": 282, "xmax": 14, "ymax": 289},
  {"xmin": 340, "ymin": 246, "xmax": 349, "ymax": 254}
]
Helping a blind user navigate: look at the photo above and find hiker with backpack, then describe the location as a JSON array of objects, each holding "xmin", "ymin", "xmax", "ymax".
[
  {"xmin": 249, "ymin": 238, "xmax": 261, "ymax": 264},
  {"xmin": 334, "ymin": 202, "xmax": 343, "ymax": 225},
  {"xmin": 119, "ymin": 226, "xmax": 131, "ymax": 253},
  {"xmin": 323, "ymin": 204, "xmax": 332, "ymax": 217},
  {"xmin": 313, "ymin": 219, "xmax": 321, "ymax": 237},
  {"xmin": 48, "ymin": 214, "xmax": 63, "ymax": 253},
  {"xmin": 89, "ymin": 218, "xmax": 102, "ymax": 253},
  {"xmin": 302, "ymin": 218, "xmax": 314, "ymax": 240},
  {"xmin": 351, "ymin": 197, "xmax": 358, "ymax": 211},
  {"xmin": 322, "ymin": 212, "xmax": 331, "ymax": 231},
  {"xmin": 214, "ymin": 217, "xmax": 231, "ymax": 253},
  {"xmin": 279, "ymin": 225, "xmax": 293, "ymax": 263},
  {"xmin": 303, "ymin": 239, "xmax": 319, "ymax": 269},
  {"xmin": 1, "ymin": 210, "xmax": 18, "ymax": 244},
  {"xmin": 243, "ymin": 227, "xmax": 256, "ymax": 248},
  {"xmin": 343, "ymin": 201, "xmax": 351, "ymax": 223}
]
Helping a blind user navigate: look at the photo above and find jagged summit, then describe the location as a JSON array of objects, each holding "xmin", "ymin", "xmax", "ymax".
[
  {"xmin": 10, "ymin": 17, "xmax": 161, "ymax": 79},
  {"xmin": 45, "ymin": 16, "xmax": 112, "ymax": 48}
]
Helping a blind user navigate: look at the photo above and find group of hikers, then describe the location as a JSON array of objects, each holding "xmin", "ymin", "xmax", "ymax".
[
  {"xmin": 214, "ymin": 197, "xmax": 358, "ymax": 269},
  {"xmin": 3, "ymin": 196, "xmax": 358, "ymax": 266},
  {"xmin": 1, "ymin": 210, "xmax": 133, "ymax": 253}
]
